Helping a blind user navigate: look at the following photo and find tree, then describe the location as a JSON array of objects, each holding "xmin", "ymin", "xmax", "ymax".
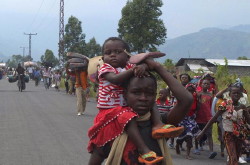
[
  {"xmin": 64, "ymin": 16, "xmax": 86, "ymax": 60},
  {"xmin": 163, "ymin": 58, "xmax": 175, "ymax": 74},
  {"xmin": 118, "ymin": 0, "xmax": 166, "ymax": 53},
  {"xmin": 163, "ymin": 59, "xmax": 174, "ymax": 68},
  {"xmin": 23, "ymin": 55, "xmax": 33, "ymax": 62},
  {"xmin": 85, "ymin": 37, "xmax": 102, "ymax": 58},
  {"xmin": 40, "ymin": 49, "xmax": 59, "ymax": 67},
  {"xmin": 6, "ymin": 54, "xmax": 23, "ymax": 68},
  {"xmin": 237, "ymin": 56, "xmax": 249, "ymax": 60}
]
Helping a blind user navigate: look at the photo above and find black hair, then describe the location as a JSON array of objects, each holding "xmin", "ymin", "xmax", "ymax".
[
  {"xmin": 122, "ymin": 72, "xmax": 157, "ymax": 90},
  {"xmin": 229, "ymin": 82, "xmax": 243, "ymax": 92},
  {"xmin": 179, "ymin": 73, "xmax": 191, "ymax": 82},
  {"xmin": 102, "ymin": 37, "xmax": 130, "ymax": 54}
]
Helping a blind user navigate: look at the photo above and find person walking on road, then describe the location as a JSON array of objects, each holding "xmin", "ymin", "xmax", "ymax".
[
  {"xmin": 67, "ymin": 68, "xmax": 88, "ymax": 116},
  {"xmin": 197, "ymin": 82, "xmax": 250, "ymax": 165},
  {"xmin": 42, "ymin": 66, "xmax": 52, "ymax": 89}
]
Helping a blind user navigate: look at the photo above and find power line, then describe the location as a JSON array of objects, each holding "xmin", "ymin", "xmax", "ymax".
[
  {"xmin": 26, "ymin": 0, "xmax": 45, "ymax": 31},
  {"xmin": 32, "ymin": 0, "xmax": 58, "ymax": 33}
]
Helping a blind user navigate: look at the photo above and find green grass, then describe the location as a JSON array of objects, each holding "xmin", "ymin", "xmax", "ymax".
[{"xmin": 212, "ymin": 123, "xmax": 220, "ymax": 144}]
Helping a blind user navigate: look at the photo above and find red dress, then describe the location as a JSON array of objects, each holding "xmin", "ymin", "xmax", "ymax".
[
  {"xmin": 87, "ymin": 106, "xmax": 137, "ymax": 152},
  {"xmin": 195, "ymin": 93, "xmax": 213, "ymax": 123}
]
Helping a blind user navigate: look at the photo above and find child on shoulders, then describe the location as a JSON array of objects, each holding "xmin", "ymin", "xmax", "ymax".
[{"xmin": 88, "ymin": 37, "xmax": 183, "ymax": 164}]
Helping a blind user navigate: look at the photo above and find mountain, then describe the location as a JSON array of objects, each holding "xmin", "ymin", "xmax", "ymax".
[
  {"xmin": 159, "ymin": 24, "xmax": 250, "ymax": 62},
  {"xmin": 228, "ymin": 24, "xmax": 250, "ymax": 33}
]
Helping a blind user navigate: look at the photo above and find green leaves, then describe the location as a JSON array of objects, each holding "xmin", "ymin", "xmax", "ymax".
[
  {"xmin": 64, "ymin": 16, "xmax": 86, "ymax": 60},
  {"xmin": 85, "ymin": 37, "xmax": 101, "ymax": 58},
  {"xmin": 40, "ymin": 49, "xmax": 59, "ymax": 67},
  {"xmin": 118, "ymin": 0, "xmax": 166, "ymax": 53}
]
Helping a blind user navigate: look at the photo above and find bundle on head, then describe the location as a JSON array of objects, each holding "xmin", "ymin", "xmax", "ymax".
[{"xmin": 66, "ymin": 52, "xmax": 89, "ymax": 71}]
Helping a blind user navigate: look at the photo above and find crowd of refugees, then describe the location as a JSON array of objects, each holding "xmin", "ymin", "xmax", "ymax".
[
  {"xmin": 2, "ymin": 37, "xmax": 249, "ymax": 165},
  {"xmin": 85, "ymin": 37, "xmax": 250, "ymax": 165}
]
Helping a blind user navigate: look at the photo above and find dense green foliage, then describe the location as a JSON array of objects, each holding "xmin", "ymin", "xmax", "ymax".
[
  {"xmin": 237, "ymin": 56, "xmax": 249, "ymax": 60},
  {"xmin": 40, "ymin": 49, "xmax": 59, "ymax": 67},
  {"xmin": 64, "ymin": 16, "xmax": 86, "ymax": 60},
  {"xmin": 6, "ymin": 54, "xmax": 33, "ymax": 68},
  {"xmin": 118, "ymin": 0, "xmax": 166, "ymax": 53},
  {"xmin": 85, "ymin": 37, "xmax": 102, "ymax": 58}
]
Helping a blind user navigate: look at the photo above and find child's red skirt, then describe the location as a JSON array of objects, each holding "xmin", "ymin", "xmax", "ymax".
[{"xmin": 87, "ymin": 106, "xmax": 137, "ymax": 152}]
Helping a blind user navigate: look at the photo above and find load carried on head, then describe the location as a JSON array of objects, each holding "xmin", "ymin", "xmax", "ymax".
[{"xmin": 66, "ymin": 52, "xmax": 89, "ymax": 71}]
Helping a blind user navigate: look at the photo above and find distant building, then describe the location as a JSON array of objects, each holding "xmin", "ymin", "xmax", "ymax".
[
  {"xmin": 175, "ymin": 58, "xmax": 250, "ymax": 76},
  {"xmin": 0, "ymin": 63, "xmax": 6, "ymax": 68}
]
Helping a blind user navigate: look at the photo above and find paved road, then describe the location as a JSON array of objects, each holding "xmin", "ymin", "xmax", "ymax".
[{"xmin": 0, "ymin": 77, "xmax": 244, "ymax": 165}]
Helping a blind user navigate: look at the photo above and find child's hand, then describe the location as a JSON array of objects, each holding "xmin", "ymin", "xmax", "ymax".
[{"xmin": 133, "ymin": 64, "xmax": 149, "ymax": 77}]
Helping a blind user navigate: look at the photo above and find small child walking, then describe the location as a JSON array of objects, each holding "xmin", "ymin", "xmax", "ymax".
[
  {"xmin": 175, "ymin": 83, "xmax": 200, "ymax": 159},
  {"xmin": 197, "ymin": 82, "xmax": 250, "ymax": 165},
  {"xmin": 156, "ymin": 88, "xmax": 172, "ymax": 114},
  {"xmin": 195, "ymin": 79, "xmax": 217, "ymax": 158},
  {"xmin": 88, "ymin": 37, "xmax": 183, "ymax": 164}
]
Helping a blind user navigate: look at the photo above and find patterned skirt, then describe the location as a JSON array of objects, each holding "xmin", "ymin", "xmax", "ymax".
[{"xmin": 177, "ymin": 115, "xmax": 200, "ymax": 140}]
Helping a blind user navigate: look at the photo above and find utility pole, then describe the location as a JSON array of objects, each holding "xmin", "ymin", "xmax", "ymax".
[
  {"xmin": 58, "ymin": 0, "xmax": 64, "ymax": 62},
  {"xmin": 24, "ymin": 33, "xmax": 37, "ymax": 60},
  {"xmin": 20, "ymin": 46, "xmax": 28, "ymax": 66}
]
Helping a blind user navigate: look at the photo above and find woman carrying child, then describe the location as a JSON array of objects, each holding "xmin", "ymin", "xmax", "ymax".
[
  {"xmin": 88, "ymin": 54, "xmax": 193, "ymax": 165},
  {"xmin": 88, "ymin": 37, "xmax": 184, "ymax": 164},
  {"xmin": 197, "ymin": 82, "xmax": 250, "ymax": 165}
]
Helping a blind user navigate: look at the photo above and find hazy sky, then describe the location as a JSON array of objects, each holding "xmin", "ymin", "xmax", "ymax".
[{"xmin": 1, "ymin": 0, "xmax": 250, "ymax": 61}]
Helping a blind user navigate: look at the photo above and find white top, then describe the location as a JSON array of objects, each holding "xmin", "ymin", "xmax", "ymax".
[{"xmin": 222, "ymin": 109, "xmax": 242, "ymax": 132}]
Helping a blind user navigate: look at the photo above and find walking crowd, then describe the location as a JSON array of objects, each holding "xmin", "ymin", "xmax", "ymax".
[
  {"xmin": 84, "ymin": 37, "xmax": 250, "ymax": 165},
  {"xmin": 4, "ymin": 37, "xmax": 249, "ymax": 165}
]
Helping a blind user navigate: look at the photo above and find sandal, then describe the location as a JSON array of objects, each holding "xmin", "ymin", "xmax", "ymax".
[
  {"xmin": 129, "ymin": 52, "xmax": 165, "ymax": 64},
  {"xmin": 209, "ymin": 152, "xmax": 217, "ymax": 159},
  {"xmin": 152, "ymin": 125, "xmax": 184, "ymax": 139},
  {"xmin": 138, "ymin": 151, "xmax": 163, "ymax": 164}
]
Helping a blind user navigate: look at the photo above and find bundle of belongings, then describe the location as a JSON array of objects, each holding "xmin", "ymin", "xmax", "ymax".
[
  {"xmin": 67, "ymin": 52, "xmax": 89, "ymax": 71},
  {"xmin": 8, "ymin": 75, "xmax": 17, "ymax": 83}
]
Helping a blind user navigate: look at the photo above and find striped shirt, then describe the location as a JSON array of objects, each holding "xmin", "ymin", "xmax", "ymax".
[
  {"xmin": 97, "ymin": 63, "xmax": 134, "ymax": 109},
  {"xmin": 156, "ymin": 98, "xmax": 173, "ymax": 114}
]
